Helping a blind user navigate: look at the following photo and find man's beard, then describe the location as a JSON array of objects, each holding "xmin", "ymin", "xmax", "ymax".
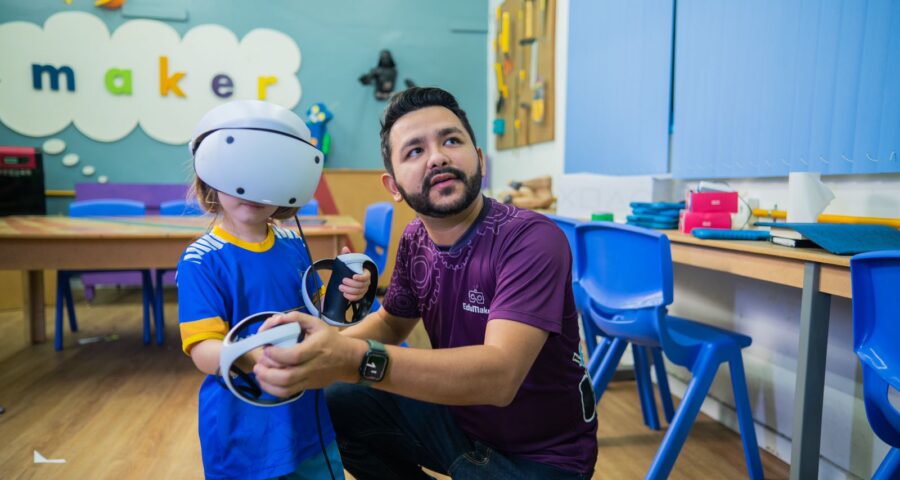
[{"xmin": 396, "ymin": 166, "xmax": 483, "ymax": 218}]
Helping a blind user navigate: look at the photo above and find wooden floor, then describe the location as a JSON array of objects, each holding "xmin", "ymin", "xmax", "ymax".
[{"xmin": 0, "ymin": 289, "xmax": 789, "ymax": 479}]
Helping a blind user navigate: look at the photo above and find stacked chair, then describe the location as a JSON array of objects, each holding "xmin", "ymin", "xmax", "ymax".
[
  {"xmin": 575, "ymin": 221, "xmax": 763, "ymax": 479},
  {"xmin": 850, "ymin": 251, "xmax": 900, "ymax": 480},
  {"xmin": 547, "ymin": 214, "xmax": 675, "ymax": 431}
]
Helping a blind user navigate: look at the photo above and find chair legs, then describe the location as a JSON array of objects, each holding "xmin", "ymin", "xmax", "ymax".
[
  {"xmin": 728, "ymin": 353, "xmax": 764, "ymax": 479},
  {"xmin": 874, "ymin": 447, "xmax": 900, "ymax": 480},
  {"xmin": 154, "ymin": 269, "xmax": 166, "ymax": 345},
  {"xmin": 588, "ymin": 337, "xmax": 676, "ymax": 430},
  {"xmin": 587, "ymin": 336, "xmax": 613, "ymax": 379},
  {"xmin": 141, "ymin": 270, "xmax": 153, "ymax": 345},
  {"xmin": 592, "ymin": 337, "xmax": 629, "ymax": 398},
  {"xmin": 634, "ymin": 346, "xmax": 661, "ymax": 430},
  {"xmin": 652, "ymin": 347, "xmax": 676, "ymax": 423},
  {"xmin": 55, "ymin": 270, "xmax": 156, "ymax": 349},
  {"xmin": 646, "ymin": 347, "xmax": 763, "ymax": 480},
  {"xmin": 581, "ymin": 315, "xmax": 599, "ymax": 361},
  {"xmin": 647, "ymin": 346, "xmax": 720, "ymax": 479},
  {"xmin": 55, "ymin": 273, "xmax": 66, "ymax": 351}
]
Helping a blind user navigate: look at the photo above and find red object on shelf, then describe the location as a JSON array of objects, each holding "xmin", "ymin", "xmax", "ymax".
[
  {"xmin": 680, "ymin": 211, "xmax": 732, "ymax": 234},
  {"xmin": 0, "ymin": 146, "xmax": 45, "ymax": 216},
  {"xmin": 687, "ymin": 191, "xmax": 738, "ymax": 213}
]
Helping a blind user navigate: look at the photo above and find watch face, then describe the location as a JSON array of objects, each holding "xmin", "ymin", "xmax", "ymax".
[{"xmin": 362, "ymin": 353, "xmax": 388, "ymax": 381}]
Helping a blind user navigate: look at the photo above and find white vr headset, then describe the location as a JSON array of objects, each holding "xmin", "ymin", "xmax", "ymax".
[{"xmin": 190, "ymin": 100, "xmax": 323, "ymax": 208}]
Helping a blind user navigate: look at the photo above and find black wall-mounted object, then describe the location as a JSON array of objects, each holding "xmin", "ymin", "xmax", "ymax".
[
  {"xmin": 359, "ymin": 50, "xmax": 398, "ymax": 100},
  {"xmin": 0, "ymin": 146, "xmax": 46, "ymax": 216}
]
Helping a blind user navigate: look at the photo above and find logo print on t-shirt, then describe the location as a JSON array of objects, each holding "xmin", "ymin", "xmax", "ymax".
[
  {"xmin": 462, "ymin": 287, "xmax": 489, "ymax": 315},
  {"xmin": 468, "ymin": 288, "xmax": 485, "ymax": 305}
]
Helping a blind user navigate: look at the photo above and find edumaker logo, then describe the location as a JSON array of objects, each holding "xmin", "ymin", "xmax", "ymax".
[{"xmin": 463, "ymin": 288, "xmax": 489, "ymax": 315}]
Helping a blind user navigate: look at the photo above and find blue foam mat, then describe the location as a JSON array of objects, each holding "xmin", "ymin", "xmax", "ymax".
[{"xmin": 755, "ymin": 222, "xmax": 900, "ymax": 255}]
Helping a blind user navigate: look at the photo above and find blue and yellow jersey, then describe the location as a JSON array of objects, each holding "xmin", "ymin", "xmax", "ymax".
[{"xmin": 176, "ymin": 224, "xmax": 336, "ymax": 480}]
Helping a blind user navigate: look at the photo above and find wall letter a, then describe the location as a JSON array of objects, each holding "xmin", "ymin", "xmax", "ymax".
[{"xmin": 105, "ymin": 68, "xmax": 133, "ymax": 95}]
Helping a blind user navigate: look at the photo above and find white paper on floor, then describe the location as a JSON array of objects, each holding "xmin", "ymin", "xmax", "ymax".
[{"xmin": 34, "ymin": 450, "xmax": 66, "ymax": 464}]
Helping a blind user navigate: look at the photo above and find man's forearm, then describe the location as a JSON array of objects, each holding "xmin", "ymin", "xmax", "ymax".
[
  {"xmin": 342, "ymin": 308, "xmax": 412, "ymax": 345},
  {"xmin": 372, "ymin": 344, "xmax": 526, "ymax": 407}
]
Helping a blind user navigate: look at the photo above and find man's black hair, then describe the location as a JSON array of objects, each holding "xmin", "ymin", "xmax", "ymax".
[{"xmin": 380, "ymin": 87, "xmax": 478, "ymax": 174}]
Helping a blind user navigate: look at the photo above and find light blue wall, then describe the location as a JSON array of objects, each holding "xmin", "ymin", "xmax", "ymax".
[{"xmin": 0, "ymin": 0, "xmax": 487, "ymax": 207}]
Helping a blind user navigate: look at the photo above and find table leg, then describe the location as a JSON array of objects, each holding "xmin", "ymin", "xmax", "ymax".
[
  {"xmin": 22, "ymin": 270, "xmax": 46, "ymax": 344},
  {"xmin": 789, "ymin": 262, "xmax": 832, "ymax": 480}
]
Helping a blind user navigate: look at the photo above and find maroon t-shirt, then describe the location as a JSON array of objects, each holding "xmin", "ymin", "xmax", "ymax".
[{"xmin": 383, "ymin": 197, "xmax": 598, "ymax": 474}]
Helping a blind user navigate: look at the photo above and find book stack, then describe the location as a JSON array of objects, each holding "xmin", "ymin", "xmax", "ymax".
[
  {"xmin": 626, "ymin": 201, "xmax": 684, "ymax": 229},
  {"xmin": 768, "ymin": 226, "xmax": 818, "ymax": 248}
]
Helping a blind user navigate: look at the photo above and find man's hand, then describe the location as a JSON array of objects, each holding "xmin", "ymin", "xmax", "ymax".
[
  {"xmin": 338, "ymin": 246, "xmax": 373, "ymax": 302},
  {"xmin": 254, "ymin": 311, "xmax": 367, "ymax": 398}
]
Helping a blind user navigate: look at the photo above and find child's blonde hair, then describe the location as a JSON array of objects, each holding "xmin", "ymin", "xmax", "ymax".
[{"xmin": 189, "ymin": 176, "xmax": 300, "ymax": 221}]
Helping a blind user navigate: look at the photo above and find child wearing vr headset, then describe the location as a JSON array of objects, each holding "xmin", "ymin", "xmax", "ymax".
[{"xmin": 176, "ymin": 100, "xmax": 369, "ymax": 480}]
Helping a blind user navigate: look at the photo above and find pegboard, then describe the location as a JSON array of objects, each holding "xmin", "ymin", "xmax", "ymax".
[{"xmin": 493, "ymin": 0, "xmax": 556, "ymax": 150}]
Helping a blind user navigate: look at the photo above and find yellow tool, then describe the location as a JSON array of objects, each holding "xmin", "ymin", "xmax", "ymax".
[
  {"xmin": 500, "ymin": 12, "xmax": 510, "ymax": 55},
  {"xmin": 525, "ymin": 0, "xmax": 534, "ymax": 38},
  {"xmin": 494, "ymin": 63, "xmax": 508, "ymax": 99},
  {"xmin": 753, "ymin": 209, "xmax": 900, "ymax": 228},
  {"xmin": 531, "ymin": 99, "xmax": 545, "ymax": 123}
]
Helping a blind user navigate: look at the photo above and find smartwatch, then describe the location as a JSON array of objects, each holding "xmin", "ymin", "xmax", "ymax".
[{"xmin": 358, "ymin": 339, "xmax": 389, "ymax": 386}]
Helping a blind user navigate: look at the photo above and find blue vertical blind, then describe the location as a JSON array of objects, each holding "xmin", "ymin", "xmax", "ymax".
[
  {"xmin": 565, "ymin": 0, "xmax": 674, "ymax": 175},
  {"xmin": 672, "ymin": 0, "xmax": 900, "ymax": 178}
]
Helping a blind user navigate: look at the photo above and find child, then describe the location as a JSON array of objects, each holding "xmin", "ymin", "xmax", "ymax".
[{"xmin": 177, "ymin": 100, "xmax": 369, "ymax": 479}]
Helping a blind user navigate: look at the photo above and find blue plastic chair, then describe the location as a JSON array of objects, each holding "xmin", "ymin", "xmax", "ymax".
[
  {"xmin": 547, "ymin": 214, "xmax": 675, "ymax": 431},
  {"xmin": 576, "ymin": 222, "xmax": 763, "ymax": 479},
  {"xmin": 160, "ymin": 199, "xmax": 204, "ymax": 216},
  {"xmin": 850, "ymin": 251, "xmax": 900, "ymax": 480},
  {"xmin": 363, "ymin": 202, "xmax": 394, "ymax": 312},
  {"xmin": 58, "ymin": 199, "xmax": 155, "ymax": 350},
  {"xmin": 153, "ymin": 199, "xmax": 207, "ymax": 345},
  {"xmin": 299, "ymin": 199, "xmax": 319, "ymax": 216}
]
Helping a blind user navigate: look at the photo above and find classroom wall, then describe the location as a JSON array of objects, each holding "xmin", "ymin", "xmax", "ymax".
[
  {"xmin": 0, "ymin": 0, "xmax": 487, "ymax": 208},
  {"xmin": 320, "ymin": 170, "xmax": 416, "ymax": 287},
  {"xmin": 487, "ymin": 1, "xmax": 900, "ymax": 477}
]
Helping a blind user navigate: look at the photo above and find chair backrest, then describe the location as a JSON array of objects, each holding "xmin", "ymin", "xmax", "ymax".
[
  {"xmin": 576, "ymin": 222, "xmax": 686, "ymax": 359},
  {"xmin": 545, "ymin": 214, "xmax": 585, "ymax": 308},
  {"xmin": 75, "ymin": 183, "xmax": 187, "ymax": 215},
  {"xmin": 160, "ymin": 199, "xmax": 205, "ymax": 216},
  {"xmin": 69, "ymin": 199, "xmax": 146, "ymax": 217},
  {"xmin": 299, "ymin": 199, "xmax": 319, "ymax": 216},
  {"xmin": 363, "ymin": 202, "xmax": 394, "ymax": 274},
  {"xmin": 850, "ymin": 250, "xmax": 900, "ymax": 446}
]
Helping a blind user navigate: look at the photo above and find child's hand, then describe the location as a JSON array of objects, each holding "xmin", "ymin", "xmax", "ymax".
[
  {"xmin": 339, "ymin": 270, "xmax": 371, "ymax": 302},
  {"xmin": 338, "ymin": 246, "xmax": 373, "ymax": 302}
]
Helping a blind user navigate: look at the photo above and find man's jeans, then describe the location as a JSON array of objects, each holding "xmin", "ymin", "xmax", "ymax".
[{"xmin": 325, "ymin": 383, "xmax": 593, "ymax": 480}]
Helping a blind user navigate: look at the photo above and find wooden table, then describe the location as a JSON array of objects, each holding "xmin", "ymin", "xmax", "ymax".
[
  {"xmin": 0, "ymin": 215, "xmax": 362, "ymax": 346},
  {"xmin": 664, "ymin": 230, "xmax": 850, "ymax": 480}
]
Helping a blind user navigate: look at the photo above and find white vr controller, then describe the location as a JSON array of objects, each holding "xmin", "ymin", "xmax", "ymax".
[{"xmin": 219, "ymin": 311, "xmax": 304, "ymax": 407}]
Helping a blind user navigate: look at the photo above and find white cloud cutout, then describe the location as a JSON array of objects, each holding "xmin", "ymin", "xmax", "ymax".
[
  {"xmin": 0, "ymin": 11, "xmax": 301, "ymax": 145},
  {"xmin": 42, "ymin": 138, "xmax": 66, "ymax": 154}
]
